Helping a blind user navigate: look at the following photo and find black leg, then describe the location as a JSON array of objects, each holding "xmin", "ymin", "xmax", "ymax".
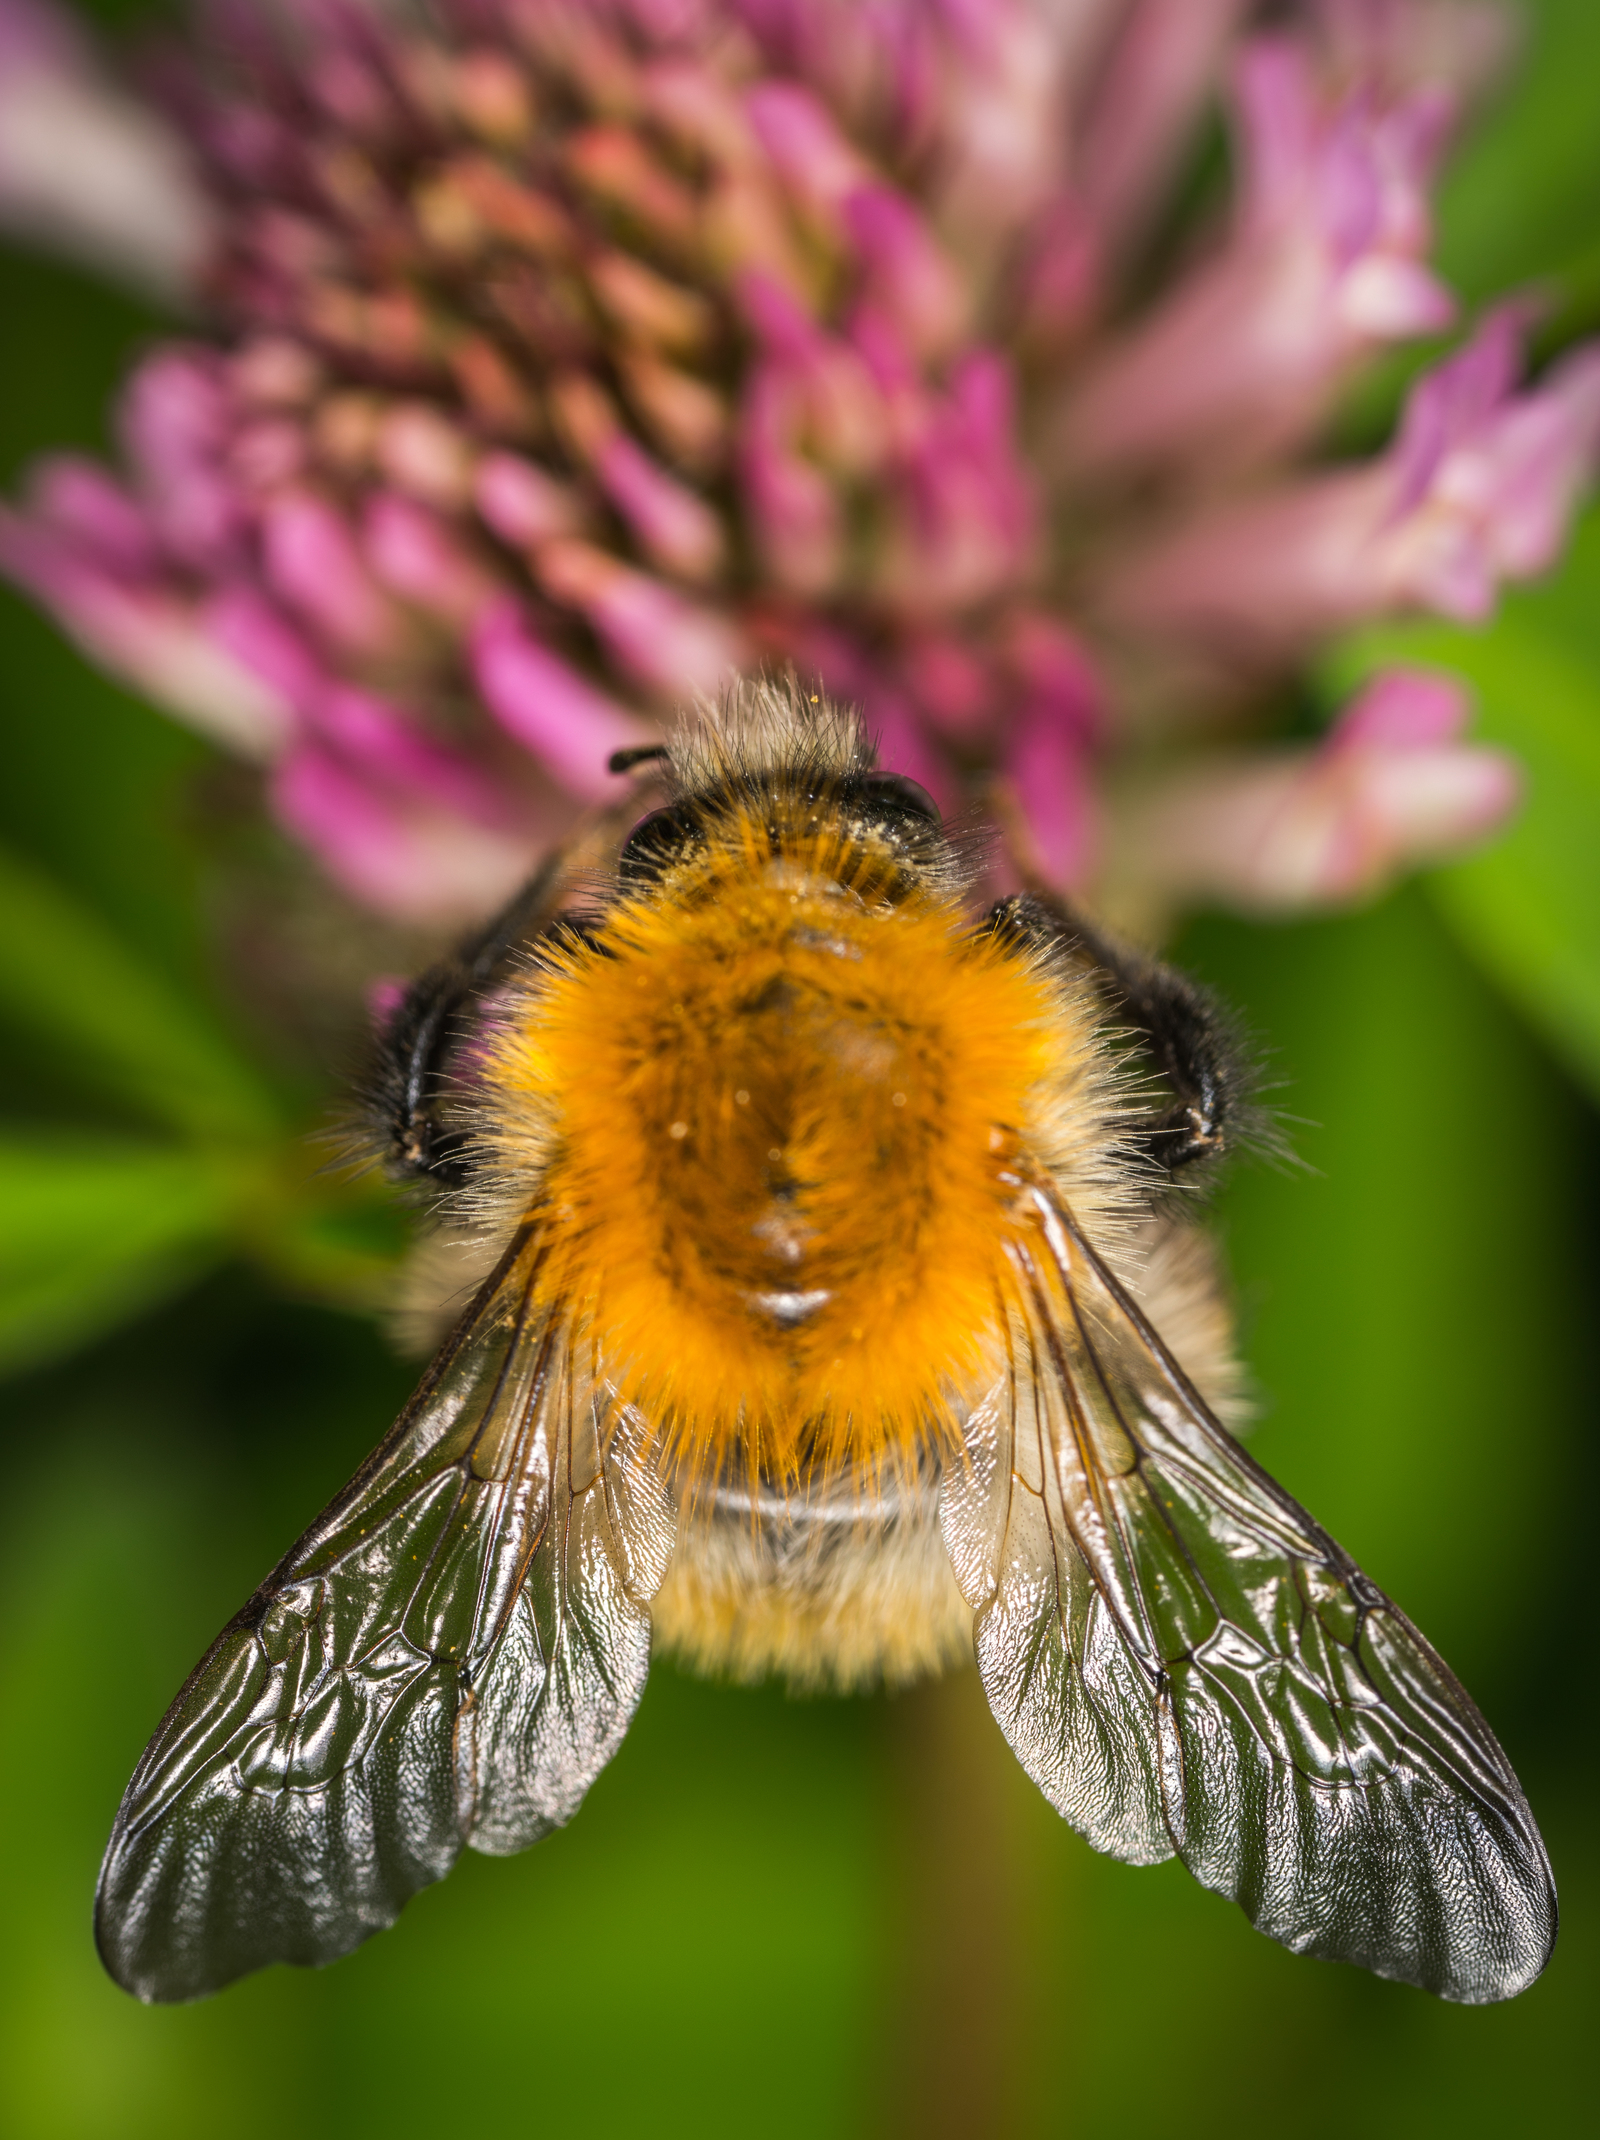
[
  {"xmin": 361, "ymin": 851, "xmax": 571, "ymax": 1186},
  {"xmin": 984, "ymin": 893, "xmax": 1256, "ymax": 1189}
]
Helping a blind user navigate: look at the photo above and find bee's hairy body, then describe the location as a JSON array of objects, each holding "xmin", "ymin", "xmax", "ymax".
[
  {"xmin": 408, "ymin": 684, "xmax": 1241, "ymax": 1690},
  {"xmin": 97, "ymin": 679, "xmax": 1555, "ymax": 2007}
]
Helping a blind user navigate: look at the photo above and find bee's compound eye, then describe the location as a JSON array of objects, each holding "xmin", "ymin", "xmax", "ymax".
[
  {"xmin": 853, "ymin": 771, "xmax": 942, "ymax": 830},
  {"xmin": 618, "ymin": 802, "xmax": 698, "ymax": 883}
]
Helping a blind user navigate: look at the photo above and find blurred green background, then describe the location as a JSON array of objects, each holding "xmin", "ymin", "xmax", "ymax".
[{"xmin": 3, "ymin": 2, "xmax": 1599, "ymax": 2134}]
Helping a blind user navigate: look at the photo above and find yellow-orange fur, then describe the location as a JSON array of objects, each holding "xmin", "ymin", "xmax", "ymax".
[
  {"xmin": 477, "ymin": 784, "xmax": 1121, "ymax": 1479},
  {"xmin": 438, "ymin": 684, "xmax": 1238, "ymax": 1690}
]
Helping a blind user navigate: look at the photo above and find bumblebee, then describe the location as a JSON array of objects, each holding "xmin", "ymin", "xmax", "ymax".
[{"xmin": 97, "ymin": 680, "xmax": 1555, "ymax": 2004}]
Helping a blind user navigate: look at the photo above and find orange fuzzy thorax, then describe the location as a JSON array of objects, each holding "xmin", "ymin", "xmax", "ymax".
[{"xmin": 486, "ymin": 802, "xmax": 1088, "ymax": 1470}]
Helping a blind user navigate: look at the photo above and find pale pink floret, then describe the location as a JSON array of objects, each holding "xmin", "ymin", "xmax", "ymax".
[
  {"xmin": 0, "ymin": 481, "xmax": 293, "ymax": 758},
  {"xmin": 844, "ymin": 185, "xmax": 968, "ymax": 359},
  {"xmin": 25, "ymin": 459, "xmax": 160, "ymax": 576},
  {"xmin": 532, "ymin": 539, "xmax": 748, "ymax": 694},
  {"xmin": 1065, "ymin": 34, "xmax": 1455, "ymax": 475},
  {"xmin": 207, "ymin": 585, "xmax": 554, "ymax": 918},
  {"xmin": 996, "ymin": 613, "xmax": 1103, "ymax": 888},
  {"xmin": 1100, "ymin": 309, "xmax": 1600, "ymax": 654},
  {"xmin": 908, "ymin": 0, "xmax": 1083, "ymax": 239},
  {"xmin": 363, "ymin": 495, "xmax": 501, "ymax": 631},
  {"xmin": 736, "ymin": 0, "xmax": 1084, "ymax": 235},
  {"xmin": 1382, "ymin": 310, "xmax": 1600, "ymax": 615},
  {"xmin": 472, "ymin": 600, "xmax": 656, "ymax": 800},
  {"xmin": 272, "ymin": 741, "xmax": 541, "ymax": 923},
  {"xmin": 1315, "ymin": 0, "xmax": 1514, "ymax": 102},
  {"xmin": 473, "ymin": 455, "xmax": 589, "ymax": 550},
  {"xmin": 597, "ymin": 434, "xmax": 726, "ymax": 583},
  {"xmin": 1077, "ymin": 0, "xmax": 1253, "ymax": 258},
  {"xmin": 260, "ymin": 491, "xmax": 410, "ymax": 662},
  {"xmin": 0, "ymin": 0, "xmax": 210, "ymax": 298},
  {"xmin": 874, "ymin": 350, "xmax": 1035, "ymax": 613},
  {"xmin": 1116, "ymin": 668, "xmax": 1519, "ymax": 912},
  {"xmin": 118, "ymin": 350, "xmax": 243, "ymax": 566},
  {"xmin": 739, "ymin": 372, "xmax": 846, "ymax": 595},
  {"xmin": 744, "ymin": 81, "xmax": 872, "ymax": 238}
]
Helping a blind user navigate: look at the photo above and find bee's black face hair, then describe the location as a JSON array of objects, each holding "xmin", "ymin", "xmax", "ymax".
[
  {"xmin": 616, "ymin": 801, "xmax": 702, "ymax": 886},
  {"xmin": 616, "ymin": 765, "xmax": 944, "ymax": 891},
  {"xmin": 839, "ymin": 768, "xmax": 941, "ymax": 829},
  {"xmin": 606, "ymin": 743, "xmax": 672, "ymax": 774}
]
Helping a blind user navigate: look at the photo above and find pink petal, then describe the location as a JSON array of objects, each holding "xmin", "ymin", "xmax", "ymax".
[
  {"xmin": 202, "ymin": 582, "xmax": 324, "ymax": 710},
  {"xmin": 1116, "ymin": 676, "xmax": 1522, "ymax": 914},
  {"xmin": 1003, "ymin": 611, "xmax": 1103, "ymax": 745},
  {"xmin": 1391, "ymin": 303, "xmax": 1527, "ymax": 509},
  {"xmin": 29, "ymin": 455, "xmax": 158, "ymax": 573},
  {"xmin": 311, "ymin": 686, "xmax": 511, "ymax": 825},
  {"xmin": 1078, "ymin": 0, "xmax": 1252, "ymax": 256},
  {"xmin": 1331, "ymin": 667, "xmax": 1469, "ymax": 752},
  {"xmin": 259, "ymin": 489, "xmax": 407, "ymax": 658},
  {"xmin": 474, "ymin": 452, "xmax": 589, "ymax": 548},
  {"xmin": 362, "ymin": 492, "xmax": 501, "ymax": 626},
  {"xmin": 376, "ymin": 402, "xmax": 477, "ymax": 512},
  {"xmin": 1338, "ymin": 253, "xmax": 1453, "ymax": 337},
  {"xmin": 472, "ymin": 598, "xmax": 654, "ymax": 798},
  {"xmin": 118, "ymin": 348, "xmax": 242, "ymax": 566},
  {"xmin": 1094, "ymin": 464, "xmax": 1394, "ymax": 655},
  {"xmin": 1062, "ymin": 35, "xmax": 1457, "ymax": 477},
  {"xmin": 272, "ymin": 739, "xmax": 538, "ymax": 923},
  {"xmin": 744, "ymin": 79, "xmax": 865, "ymax": 224},
  {"xmin": 738, "ymin": 368, "xmax": 844, "ymax": 594},
  {"xmin": 897, "ymin": 635, "xmax": 995, "ymax": 741},
  {"xmin": 1004, "ymin": 711, "xmax": 1098, "ymax": 888},
  {"xmin": 843, "ymin": 184, "xmax": 966, "ymax": 357},
  {"xmin": 0, "ymin": 507, "xmax": 294, "ymax": 756},
  {"xmin": 597, "ymin": 433, "xmax": 726, "ymax": 581},
  {"xmin": 536, "ymin": 539, "xmax": 745, "ymax": 693}
]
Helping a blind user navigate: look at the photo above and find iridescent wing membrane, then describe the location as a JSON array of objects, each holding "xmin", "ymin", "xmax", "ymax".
[
  {"xmin": 96, "ymin": 1229, "xmax": 677, "ymax": 2003},
  {"xmin": 941, "ymin": 1184, "xmax": 1556, "ymax": 2002}
]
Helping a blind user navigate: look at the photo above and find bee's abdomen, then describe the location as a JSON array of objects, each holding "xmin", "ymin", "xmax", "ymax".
[{"xmin": 651, "ymin": 1459, "xmax": 972, "ymax": 1691}]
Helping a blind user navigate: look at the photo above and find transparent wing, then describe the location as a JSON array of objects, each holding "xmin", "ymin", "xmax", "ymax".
[
  {"xmin": 96, "ymin": 1227, "xmax": 677, "ymax": 2003},
  {"xmin": 941, "ymin": 1184, "xmax": 1556, "ymax": 2003}
]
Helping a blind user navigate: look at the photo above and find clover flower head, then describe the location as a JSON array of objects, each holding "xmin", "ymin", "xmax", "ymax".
[{"xmin": 0, "ymin": 0, "xmax": 1588, "ymax": 928}]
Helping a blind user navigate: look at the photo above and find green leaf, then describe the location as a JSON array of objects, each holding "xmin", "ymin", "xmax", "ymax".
[
  {"xmin": 1436, "ymin": 0, "xmax": 1600, "ymax": 319},
  {"xmin": 1327, "ymin": 501, "xmax": 1600, "ymax": 1100},
  {"xmin": 0, "ymin": 842, "xmax": 280, "ymax": 1141},
  {"xmin": 0, "ymin": 1131, "xmax": 239, "ymax": 1376}
]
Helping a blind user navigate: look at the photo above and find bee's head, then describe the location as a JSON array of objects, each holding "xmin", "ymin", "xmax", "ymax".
[{"xmin": 614, "ymin": 678, "xmax": 952, "ymax": 898}]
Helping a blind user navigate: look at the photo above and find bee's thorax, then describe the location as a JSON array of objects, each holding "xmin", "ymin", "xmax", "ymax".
[{"xmin": 477, "ymin": 795, "xmax": 1117, "ymax": 1473}]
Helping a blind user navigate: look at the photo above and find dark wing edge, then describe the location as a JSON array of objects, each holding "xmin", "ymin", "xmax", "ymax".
[
  {"xmin": 942, "ymin": 1183, "xmax": 1556, "ymax": 2003},
  {"xmin": 94, "ymin": 1225, "xmax": 678, "ymax": 2003}
]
